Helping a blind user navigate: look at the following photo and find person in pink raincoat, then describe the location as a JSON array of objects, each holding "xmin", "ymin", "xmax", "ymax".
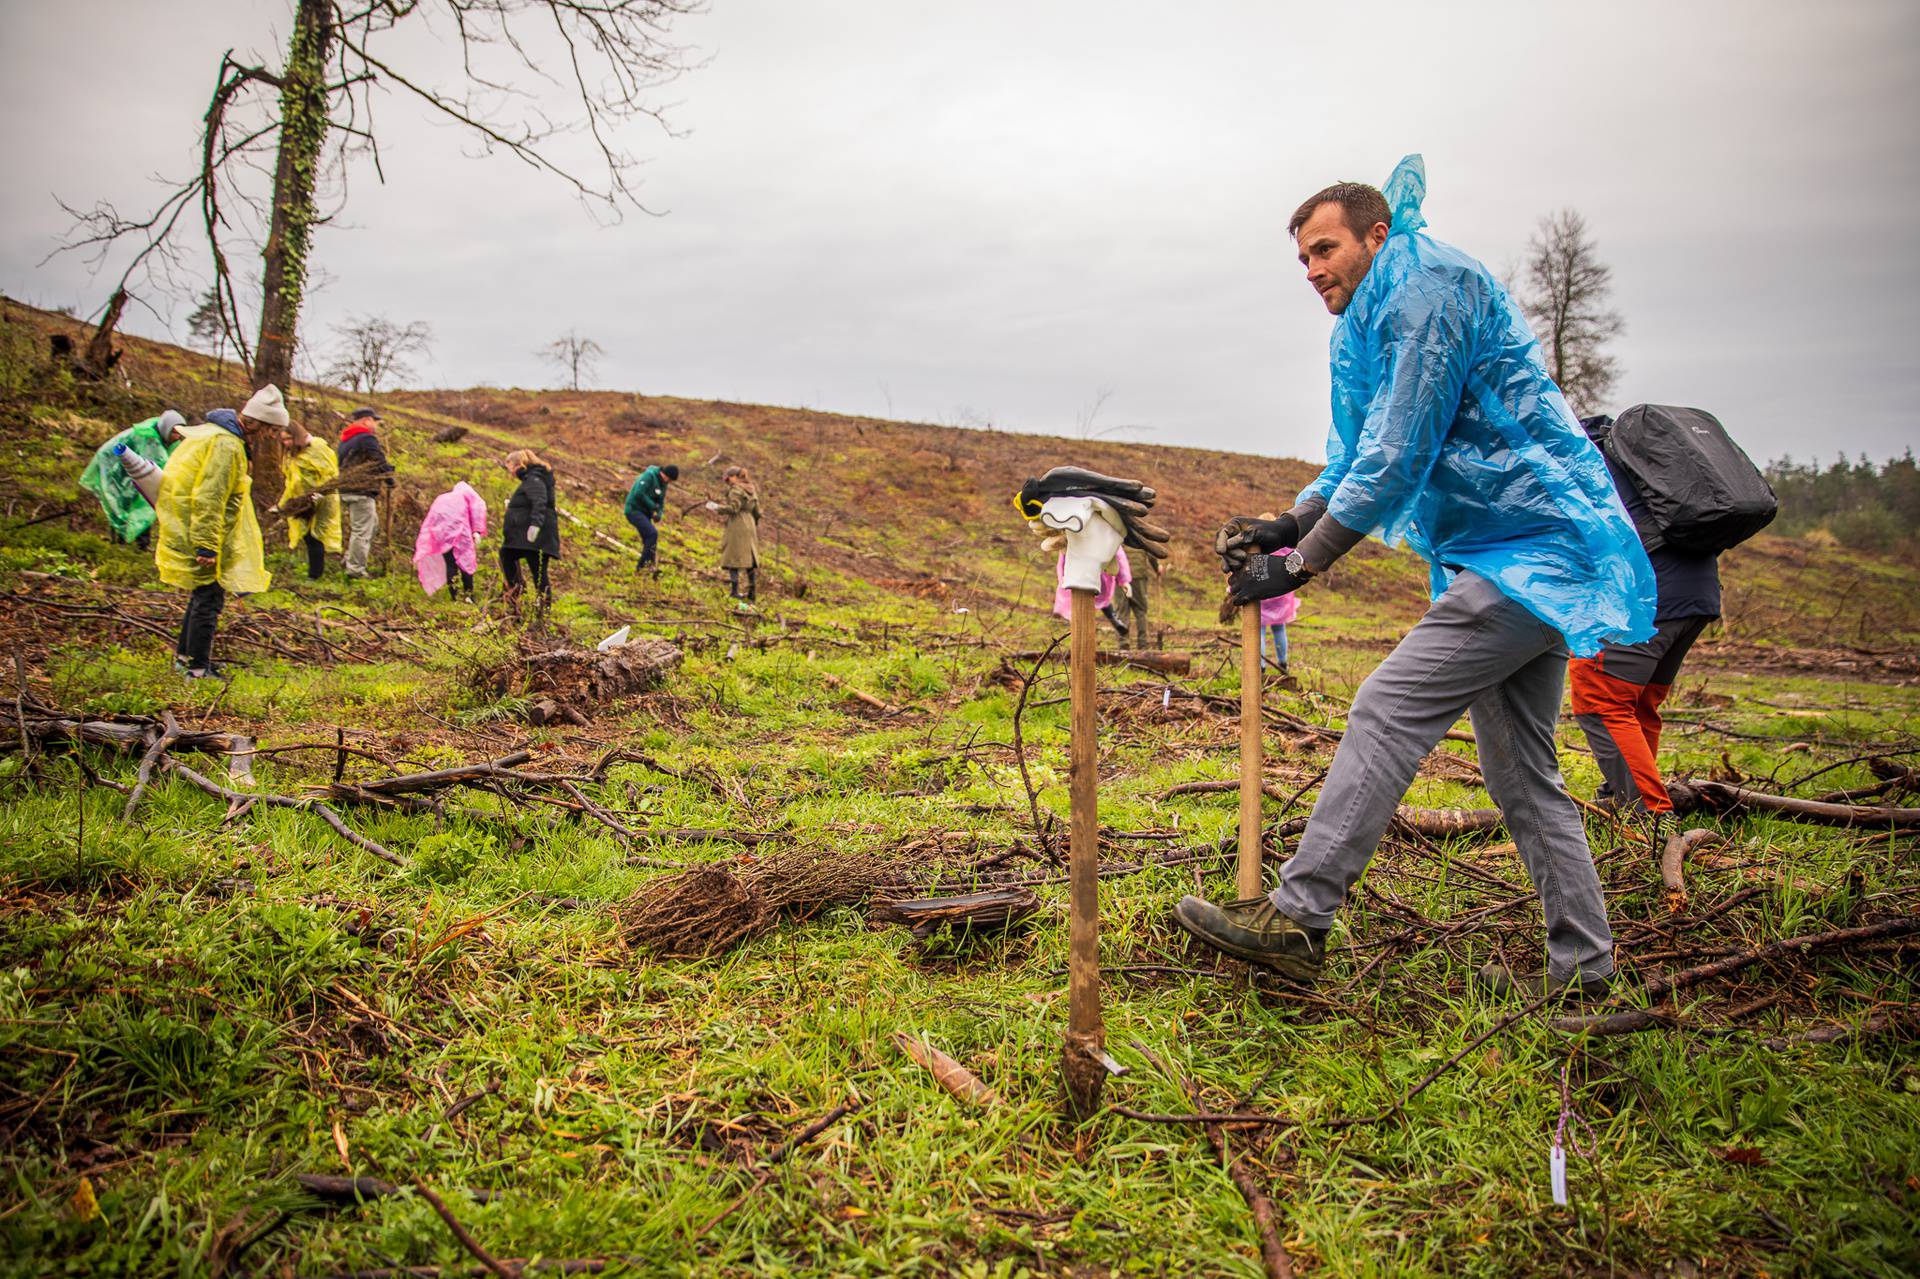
[
  {"xmin": 414, "ymin": 481, "xmax": 488, "ymax": 602},
  {"xmin": 1054, "ymin": 545, "xmax": 1133, "ymax": 641},
  {"xmin": 1260, "ymin": 540, "xmax": 1301, "ymax": 673}
]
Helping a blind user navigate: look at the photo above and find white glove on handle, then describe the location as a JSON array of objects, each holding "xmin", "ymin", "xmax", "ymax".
[
  {"xmin": 1032, "ymin": 495, "xmax": 1126, "ymax": 592},
  {"xmin": 525, "ymin": 525, "xmax": 543, "ymax": 545}
]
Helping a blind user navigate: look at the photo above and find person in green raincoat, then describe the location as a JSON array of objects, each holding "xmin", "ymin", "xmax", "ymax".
[
  {"xmin": 154, "ymin": 408, "xmax": 273, "ymax": 678},
  {"xmin": 78, "ymin": 410, "xmax": 186, "ymax": 547}
]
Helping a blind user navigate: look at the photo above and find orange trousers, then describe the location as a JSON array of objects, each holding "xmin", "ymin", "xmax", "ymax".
[
  {"xmin": 1568, "ymin": 615, "xmax": 1712, "ymax": 815},
  {"xmin": 1569, "ymin": 660, "xmax": 1674, "ymax": 812}
]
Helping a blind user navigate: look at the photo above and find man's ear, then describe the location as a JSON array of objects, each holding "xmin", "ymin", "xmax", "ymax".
[{"xmin": 1367, "ymin": 221, "xmax": 1390, "ymax": 251}]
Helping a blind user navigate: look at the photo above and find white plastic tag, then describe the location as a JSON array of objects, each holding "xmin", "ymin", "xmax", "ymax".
[
  {"xmin": 1550, "ymin": 1145, "xmax": 1568, "ymax": 1206},
  {"xmin": 1162, "ymin": 688, "xmax": 1172, "ymax": 709}
]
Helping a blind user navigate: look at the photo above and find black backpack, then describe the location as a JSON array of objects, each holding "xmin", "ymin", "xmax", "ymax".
[{"xmin": 1598, "ymin": 404, "xmax": 1777, "ymax": 554}]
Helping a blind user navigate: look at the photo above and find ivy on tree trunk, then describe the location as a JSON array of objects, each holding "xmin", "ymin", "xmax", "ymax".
[{"xmin": 250, "ymin": 0, "xmax": 332, "ymax": 505}]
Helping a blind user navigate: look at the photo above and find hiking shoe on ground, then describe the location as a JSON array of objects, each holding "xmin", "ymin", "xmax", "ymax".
[
  {"xmin": 1172, "ymin": 895, "xmax": 1326, "ymax": 980},
  {"xmin": 183, "ymin": 664, "xmax": 225, "ymax": 681},
  {"xmin": 1471, "ymin": 963, "xmax": 1615, "ymax": 1004}
]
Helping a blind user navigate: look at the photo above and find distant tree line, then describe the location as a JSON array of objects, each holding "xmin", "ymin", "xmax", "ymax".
[{"xmin": 1764, "ymin": 452, "xmax": 1920, "ymax": 553}]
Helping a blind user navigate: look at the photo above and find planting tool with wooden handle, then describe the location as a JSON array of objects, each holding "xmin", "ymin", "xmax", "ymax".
[
  {"xmin": 1239, "ymin": 604, "xmax": 1264, "ymax": 899},
  {"xmin": 1016, "ymin": 472, "xmax": 1161, "ymax": 1121}
]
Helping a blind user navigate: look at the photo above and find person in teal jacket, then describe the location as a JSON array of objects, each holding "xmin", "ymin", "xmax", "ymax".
[
  {"xmin": 623, "ymin": 462, "xmax": 678, "ymax": 572},
  {"xmin": 1177, "ymin": 156, "xmax": 1656, "ymax": 1006},
  {"xmin": 78, "ymin": 410, "xmax": 186, "ymax": 547}
]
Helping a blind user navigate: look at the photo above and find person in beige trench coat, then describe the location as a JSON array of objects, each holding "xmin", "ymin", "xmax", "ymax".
[{"xmin": 713, "ymin": 465, "xmax": 760, "ymax": 602}]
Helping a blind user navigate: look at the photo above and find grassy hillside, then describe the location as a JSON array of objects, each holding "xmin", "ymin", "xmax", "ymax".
[{"xmin": 3, "ymin": 297, "xmax": 1919, "ymax": 1278}]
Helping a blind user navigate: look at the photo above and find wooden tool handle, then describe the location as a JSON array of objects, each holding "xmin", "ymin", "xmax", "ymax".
[
  {"xmin": 1238, "ymin": 605, "xmax": 1263, "ymax": 899},
  {"xmin": 1063, "ymin": 587, "xmax": 1105, "ymax": 1119}
]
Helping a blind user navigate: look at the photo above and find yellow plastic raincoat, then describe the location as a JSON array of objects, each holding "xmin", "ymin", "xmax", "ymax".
[
  {"xmin": 279, "ymin": 436, "xmax": 342, "ymax": 552},
  {"xmin": 153, "ymin": 423, "xmax": 271, "ymax": 593}
]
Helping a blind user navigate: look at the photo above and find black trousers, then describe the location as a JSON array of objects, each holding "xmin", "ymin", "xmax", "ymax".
[
  {"xmin": 303, "ymin": 533, "xmax": 326, "ymax": 581},
  {"xmin": 441, "ymin": 551, "xmax": 474, "ymax": 597},
  {"xmin": 500, "ymin": 548, "xmax": 551, "ymax": 602},
  {"xmin": 727, "ymin": 566, "xmax": 757, "ymax": 599},
  {"xmin": 176, "ymin": 582, "xmax": 226, "ymax": 670}
]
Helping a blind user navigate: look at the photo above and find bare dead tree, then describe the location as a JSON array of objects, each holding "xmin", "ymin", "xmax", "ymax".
[
  {"xmin": 541, "ymin": 330, "xmax": 606, "ymax": 391},
  {"xmin": 325, "ymin": 314, "xmax": 433, "ymax": 393},
  {"xmin": 1517, "ymin": 209, "xmax": 1624, "ymax": 417},
  {"xmin": 49, "ymin": 0, "xmax": 703, "ymax": 500}
]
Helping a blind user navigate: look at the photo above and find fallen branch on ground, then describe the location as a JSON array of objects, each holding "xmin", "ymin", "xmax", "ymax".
[
  {"xmin": 1129, "ymin": 1039, "xmax": 1295, "ymax": 1279},
  {"xmin": 1008, "ymin": 648, "xmax": 1192, "ymax": 676},
  {"xmin": 1677, "ymin": 779, "xmax": 1920, "ymax": 829},
  {"xmin": 1553, "ymin": 915, "xmax": 1920, "ymax": 1035},
  {"xmin": 1660, "ymin": 827, "xmax": 1726, "ymax": 910},
  {"xmin": 414, "ymin": 1179, "xmax": 516, "ymax": 1279},
  {"xmin": 869, "ymin": 887, "xmax": 1039, "ymax": 938}
]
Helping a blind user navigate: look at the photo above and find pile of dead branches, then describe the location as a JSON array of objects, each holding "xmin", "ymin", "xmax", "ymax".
[{"xmin": 8, "ymin": 700, "xmax": 768, "ymax": 870}]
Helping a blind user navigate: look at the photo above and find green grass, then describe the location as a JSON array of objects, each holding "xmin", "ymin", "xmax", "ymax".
[{"xmin": 2, "ymin": 299, "xmax": 1918, "ymax": 1276}]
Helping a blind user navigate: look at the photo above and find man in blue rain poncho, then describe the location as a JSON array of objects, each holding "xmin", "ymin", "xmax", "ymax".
[{"xmin": 1174, "ymin": 157, "xmax": 1656, "ymax": 1002}]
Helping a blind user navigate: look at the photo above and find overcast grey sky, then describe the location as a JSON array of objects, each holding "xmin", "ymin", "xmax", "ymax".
[{"xmin": 3, "ymin": 0, "xmax": 1915, "ymax": 464}]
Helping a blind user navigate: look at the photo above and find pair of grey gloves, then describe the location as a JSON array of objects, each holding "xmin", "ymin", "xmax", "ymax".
[{"xmin": 1212, "ymin": 498, "xmax": 1365, "ymax": 621}]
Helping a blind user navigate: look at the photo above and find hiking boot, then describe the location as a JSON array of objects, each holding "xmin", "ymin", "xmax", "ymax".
[
  {"xmin": 183, "ymin": 663, "xmax": 226, "ymax": 681},
  {"xmin": 1471, "ymin": 963, "xmax": 1615, "ymax": 1005},
  {"xmin": 1172, "ymin": 895, "xmax": 1326, "ymax": 980}
]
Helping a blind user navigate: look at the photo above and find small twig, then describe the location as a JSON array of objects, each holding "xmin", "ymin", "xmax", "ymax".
[
  {"xmin": 414, "ymin": 1179, "xmax": 516, "ymax": 1279},
  {"xmin": 690, "ymin": 1098, "xmax": 862, "ymax": 1240},
  {"xmin": 1128, "ymin": 1039, "xmax": 1295, "ymax": 1279},
  {"xmin": 122, "ymin": 711, "xmax": 184, "ymax": 822},
  {"xmin": 1010, "ymin": 633, "xmax": 1067, "ymax": 858},
  {"xmin": 1109, "ymin": 1106, "xmax": 1294, "ymax": 1128}
]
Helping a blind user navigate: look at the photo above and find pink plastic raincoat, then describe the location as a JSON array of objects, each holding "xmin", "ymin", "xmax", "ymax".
[
  {"xmin": 1259, "ymin": 545, "xmax": 1300, "ymax": 626},
  {"xmin": 413, "ymin": 482, "xmax": 489, "ymax": 595}
]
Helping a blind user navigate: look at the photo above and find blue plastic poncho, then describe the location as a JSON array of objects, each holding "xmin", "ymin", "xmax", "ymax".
[{"xmin": 1298, "ymin": 155, "xmax": 1655, "ymax": 656}]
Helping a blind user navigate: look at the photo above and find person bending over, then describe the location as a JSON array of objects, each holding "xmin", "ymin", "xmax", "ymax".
[
  {"xmin": 1569, "ymin": 413, "xmax": 1722, "ymax": 842},
  {"xmin": 625, "ymin": 462, "xmax": 679, "ymax": 572}
]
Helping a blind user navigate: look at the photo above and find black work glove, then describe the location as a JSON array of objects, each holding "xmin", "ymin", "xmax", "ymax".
[
  {"xmin": 1215, "ymin": 513, "xmax": 1299, "ymax": 571},
  {"xmin": 1217, "ymin": 551, "xmax": 1310, "ymax": 622}
]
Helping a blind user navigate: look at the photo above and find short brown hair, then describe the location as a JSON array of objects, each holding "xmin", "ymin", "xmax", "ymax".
[{"xmin": 1288, "ymin": 182, "xmax": 1391, "ymax": 241}]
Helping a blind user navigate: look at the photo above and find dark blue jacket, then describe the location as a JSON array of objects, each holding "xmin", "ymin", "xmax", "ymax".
[{"xmin": 1583, "ymin": 416, "xmax": 1721, "ymax": 622}]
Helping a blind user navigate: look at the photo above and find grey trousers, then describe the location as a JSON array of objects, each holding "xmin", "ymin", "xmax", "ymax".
[
  {"xmin": 1270, "ymin": 571, "xmax": 1614, "ymax": 980},
  {"xmin": 341, "ymin": 494, "xmax": 378, "ymax": 576}
]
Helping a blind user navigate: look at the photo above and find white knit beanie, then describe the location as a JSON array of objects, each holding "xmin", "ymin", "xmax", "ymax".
[{"xmin": 241, "ymin": 384, "xmax": 290, "ymax": 427}]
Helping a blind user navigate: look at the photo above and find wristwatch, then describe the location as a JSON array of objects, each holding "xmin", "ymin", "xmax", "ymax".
[{"xmin": 1283, "ymin": 549, "xmax": 1312, "ymax": 579}]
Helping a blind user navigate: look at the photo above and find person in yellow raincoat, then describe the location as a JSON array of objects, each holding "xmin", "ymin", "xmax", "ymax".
[
  {"xmin": 271, "ymin": 419, "xmax": 342, "ymax": 580},
  {"xmin": 153, "ymin": 407, "xmax": 272, "ymax": 678}
]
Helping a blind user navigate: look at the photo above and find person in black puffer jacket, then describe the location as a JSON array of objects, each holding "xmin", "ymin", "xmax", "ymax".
[{"xmin": 500, "ymin": 449, "xmax": 560, "ymax": 611}]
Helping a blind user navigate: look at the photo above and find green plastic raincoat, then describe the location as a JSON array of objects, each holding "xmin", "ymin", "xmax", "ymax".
[
  {"xmin": 153, "ymin": 423, "xmax": 272, "ymax": 594},
  {"xmin": 78, "ymin": 418, "xmax": 175, "ymax": 542}
]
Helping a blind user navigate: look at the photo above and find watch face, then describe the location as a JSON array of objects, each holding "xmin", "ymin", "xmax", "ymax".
[{"xmin": 1285, "ymin": 551, "xmax": 1306, "ymax": 575}]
